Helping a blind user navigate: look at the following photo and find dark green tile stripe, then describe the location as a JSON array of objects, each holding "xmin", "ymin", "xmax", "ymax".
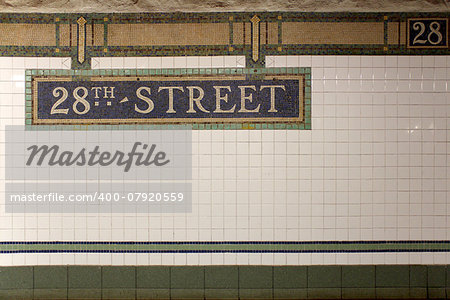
[
  {"xmin": 0, "ymin": 265, "xmax": 448, "ymax": 299},
  {"xmin": 1, "ymin": 241, "xmax": 449, "ymax": 253}
]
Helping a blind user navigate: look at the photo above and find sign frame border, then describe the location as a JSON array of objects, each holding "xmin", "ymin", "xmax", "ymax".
[{"xmin": 26, "ymin": 67, "xmax": 311, "ymax": 130}]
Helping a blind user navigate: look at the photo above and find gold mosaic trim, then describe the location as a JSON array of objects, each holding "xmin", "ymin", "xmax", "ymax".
[
  {"xmin": 0, "ymin": 24, "xmax": 56, "ymax": 46},
  {"xmin": 250, "ymin": 15, "xmax": 261, "ymax": 62},
  {"xmin": 77, "ymin": 17, "xmax": 87, "ymax": 63},
  {"xmin": 282, "ymin": 22, "xmax": 385, "ymax": 45},
  {"xmin": 107, "ymin": 23, "xmax": 230, "ymax": 46},
  {"xmin": 1, "ymin": 13, "xmax": 448, "ymax": 64}
]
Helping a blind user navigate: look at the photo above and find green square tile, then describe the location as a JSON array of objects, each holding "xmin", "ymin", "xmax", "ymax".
[
  {"xmin": 205, "ymin": 266, "xmax": 238, "ymax": 289},
  {"xmin": 376, "ymin": 265, "xmax": 409, "ymax": 288},
  {"xmin": 68, "ymin": 266, "xmax": 101, "ymax": 288},
  {"xmin": 68, "ymin": 288, "xmax": 102, "ymax": 299},
  {"xmin": 102, "ymin": 288, "xmax": 136, "ymax": 299},
  {"xmin": 34, "ymin": 266, "xmax": 67, "ymax": 289},
  {"xmin": 33, "ymin": 289, "xmax": 67, "ymax": 299},
  {"xmin": 308, "ymin": 266, "xmax": 341, "ymax": 288},
  {"xmin": 447, "ymin": 267, "xmax": 450, "ymax": 287},
  {"xmin": 102, "ymin": 266, "xmax": 136, "ymax": 289},
  {"xmin": 239, "ymin": 288, "xmax": 272, "ymax": 299},
  {"xmin": 375, "ymin": 287, "xmax": 410, "ymax": 299},
  {"xmin": 137, "ymin": 266, "xmax": 170, "ymax": 289},
  {"xmin": 239, "ymin": 266, "xmax": 272, "ymax": 289},
  {"xmin": 342, "ymin": 287, "xmax": 375, "ymax": 299},
  {"xmin": 171, "ymin": 288, "xmax": 204, "ymax": 299},
  {"xmin": 273, "ymin": 266, "xmax": 307, "ymax": 289},
  {"xmin": 0, "ymin": 267, "xmax": 33, "ymax": 289},
  {"xmin": 273, "ymin": 288, "xmax": 307, "ymax": 299},
  {"xmin": 205, "ymin": 288, "xmax": 238, "ymax": 299},
  {"xmin": 136, "ymin": 289, "xmax": 170, "ymax": 299},
  {"xmin": 342, "ymin": 265, "xmax": 375, "ymax": 288},
  {"xmin": 171, "ymin": 266, "xmax": 204, "ymax": 289},
  {"xmin": 428, "ymin": 288, "xmax": 446, "ymax": 299},
  {"xmin": 409, "ymin": 287, "xmax": 427, "ymax": 299},
  {"xmin": 307, "ymin": 288, "xmax": 341, "ymax": 299},
  {"xmin": 0, "ymin": 289, "xmax": 33, "ymax": 299},
  {"xmin": 410, "ymin": 265, "xmax": 427, "ymax": 287},
  {"xmin": 428, "ymin": 266, "xmax": 446, "ymax": 288}
]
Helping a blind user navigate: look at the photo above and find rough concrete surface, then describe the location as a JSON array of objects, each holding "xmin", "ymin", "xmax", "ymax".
[{"xmin": 0, "ymin": 0, "xmax": 448, "ymax": 12}]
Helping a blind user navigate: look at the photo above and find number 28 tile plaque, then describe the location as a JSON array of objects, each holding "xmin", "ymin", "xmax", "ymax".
[{"xmin": 29, "ymin": 68, "xmax": 311, "ymax": 129}]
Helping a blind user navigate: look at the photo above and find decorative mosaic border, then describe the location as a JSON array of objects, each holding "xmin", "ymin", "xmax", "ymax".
[
  {"xmin": 0, "ymin": 12, "xmax": 448, "ymax": 70},
  {"xmin": 1, "ymin": 241, "xmax": 449, "ymax": 253},
  {"xmin": 25, "ymin": 67, "xmax": 311, "ymax": 130}
]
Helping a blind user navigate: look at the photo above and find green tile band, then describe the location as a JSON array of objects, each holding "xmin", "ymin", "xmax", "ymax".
[
  {"xmin": 0, "ymin": 241, "xmax": 449, "ymax": 253},
  {"xmin": 0, "ymin": 265, "xmax": 448, "ymax": 299}
]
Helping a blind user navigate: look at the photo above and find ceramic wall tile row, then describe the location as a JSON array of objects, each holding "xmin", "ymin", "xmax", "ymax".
[
  {"xmin": 1, "ymin": 253, "xmax": 450, "ymax": 266},
  {"xmin": 92, "ymin": 56, "xmax": 246, "ymax": 69}
]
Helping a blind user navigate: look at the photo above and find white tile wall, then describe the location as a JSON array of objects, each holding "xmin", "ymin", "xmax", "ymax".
[
  {"xmin": 91, "ymin": 56, "xmax": 246, "ymax": 69},
  {"xmin": 0, "ymin": 55, "xmax": 449, "ymax": 265}
]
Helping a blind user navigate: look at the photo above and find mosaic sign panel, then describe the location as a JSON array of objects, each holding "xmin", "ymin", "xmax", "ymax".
[{"xmin": 29, "ymin": 70, "xmax": 308, "ymax": 127}]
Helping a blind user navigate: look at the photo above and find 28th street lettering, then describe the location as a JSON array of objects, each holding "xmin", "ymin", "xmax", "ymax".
[
  {"xmin": 50, "ymin": 84, "xmax": 287, "ymax": 115},
  {"xmin": 34, "ymin": 77, "xmax": 302, "ymax": 123}
]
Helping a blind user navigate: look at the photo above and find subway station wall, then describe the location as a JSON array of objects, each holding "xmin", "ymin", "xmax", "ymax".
[
  {"xmin": 0, "ymin": 12, "xmax": 449, "ymax": 266},
  {"xmin": 0, "ymin": 54, "xmax": 448, "ymax": 265}
]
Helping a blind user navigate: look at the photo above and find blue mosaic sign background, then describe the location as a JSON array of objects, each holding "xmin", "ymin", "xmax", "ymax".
[{"xmin": 33, "ymin": 76, "xmax": 303, "ymax": 124}]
